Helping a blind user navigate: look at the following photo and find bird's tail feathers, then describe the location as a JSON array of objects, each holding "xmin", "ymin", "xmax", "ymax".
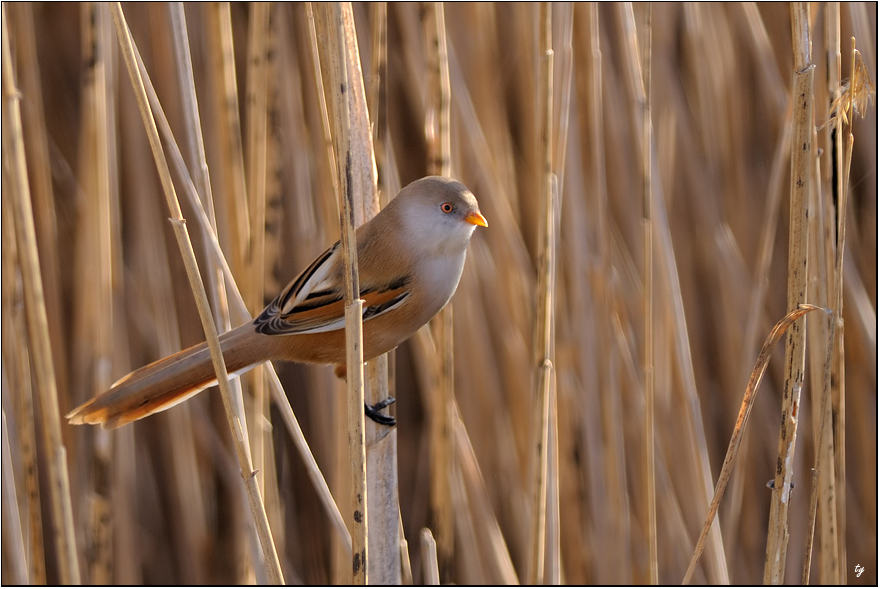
[{"xmin": 66, "ymin": 325, "xmax": 263, "ymax": 429}]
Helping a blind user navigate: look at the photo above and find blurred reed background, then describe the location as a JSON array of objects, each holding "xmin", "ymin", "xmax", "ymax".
[{"xmin": 1, "ymin": 2, "xmax": 876, "ymax": 585}]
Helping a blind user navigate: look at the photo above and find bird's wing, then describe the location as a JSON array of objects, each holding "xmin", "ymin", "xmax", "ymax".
[{"xmin": 254, "ymin": 242, "xmax": 412, "ymax": 336}]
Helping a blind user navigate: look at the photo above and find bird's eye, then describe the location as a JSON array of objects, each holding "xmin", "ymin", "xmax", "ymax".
[{"xmin": 440, "ymin": 202, "xmax": 454, "ymax": 214}]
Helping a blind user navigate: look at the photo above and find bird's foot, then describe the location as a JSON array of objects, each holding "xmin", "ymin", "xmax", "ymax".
[{"xmin": 364, "ymin": 397, "xmax": 396, "ymax": 426}]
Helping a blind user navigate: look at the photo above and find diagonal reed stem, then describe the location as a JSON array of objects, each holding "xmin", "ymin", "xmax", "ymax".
[
  {"xmin": 684, "ymin": 304, "xmax": 829, "ymax": 584},
  {"xmin": 108, "ymin": 3, "xmax": 283, "ymax": 583}
]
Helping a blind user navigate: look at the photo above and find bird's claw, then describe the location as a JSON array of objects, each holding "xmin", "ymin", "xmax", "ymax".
[{"xmin": 364, "ymin": 397, "xmax": 396, "ymax": 426}]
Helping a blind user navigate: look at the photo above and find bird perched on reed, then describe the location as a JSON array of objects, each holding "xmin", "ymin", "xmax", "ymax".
[{"xmin": 67, "ymin": 176, "xmax": 487, "ymax": 429}]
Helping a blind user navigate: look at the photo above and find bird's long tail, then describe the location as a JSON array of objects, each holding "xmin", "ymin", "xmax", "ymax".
[{"xmin": 66, "ymin": 324, "xmax": 267, "ymax": 429}]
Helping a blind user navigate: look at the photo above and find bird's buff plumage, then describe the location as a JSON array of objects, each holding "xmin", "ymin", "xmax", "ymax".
[{"xmin": 66, "ymin": 176, "xmax": 487, "ymax": 429}]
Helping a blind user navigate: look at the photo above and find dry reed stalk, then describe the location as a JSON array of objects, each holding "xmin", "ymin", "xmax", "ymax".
[
  {"xmin": 243, "ymin": 3, "xmax": 271, "ymax": 506},
  {"xmin": 425, "ymin": 268, "xmax": 458, "ymax": 572},
  {"xmin": 168, "ymin": 5, "xmax": 244, "ymax": 448},
  {"xmin": 365, "ymin": 353, "xmax": 401, "ymax": 584},
  {"xmin": 547, "ymin": 4, "xmax": 574, "ymax": 583},
  {"xmin": 420, "ymin": 527, "xmax": 440, "ymax": 584},
  {"xmin": 832, "ymin": 36, "xmax": 856, "ymax": 583},
  {"xmin": 619, "ymin": 4, "xmax": 731, "ymax": 582},
  {"xmin": 342, "ymin": 3, "xmax": 401, "ymax": 582},
  {"xmin": 608, "ymin": 9, "xmax": 656, "ymax": 583},
  {"xmin": 11, "ymin": 328, "xmax": 40, "ymax": 581},
  {"xmin": 108, "ymin": 4, "xmax": 283, "ymax": 583},
  {"xmin": 830, "ymin": 35, "xmax": 876, "ymax": 582},
  {"xmin": 301, "ymin": 13, "xmax": 361, "ymax": 581},
  {"xmin": 74, "ymin": 3, "xmax": 116, "ymax": 581},
  {"xmin": 441, "ymin": 16, "xmax": 536, "ymax": 543},
  {"xmin": 131, "ymin": 7, "xmax": 258, "ymax": 583},
  {"xmin": 167, "ymin": 4, "xmax": 240, "ymax": 580},
  {"xmin": 399, "ymin": 510, "xmax": 414, "ymax": 584},
  {"xmin": 802, "ymin": 128, "xmax": 836, "ymax": 585},
  {"xmin": 123, "ymin": 17, "xmax": 241, "ymax": 583},
  {"xmin": 128, "ymin": 4, "xmax": 353, "ymax": 564},
  {"xmin": 141, "ymin": 228, "xmax": 208, "ymax": 586},
  {"xmin": 3, "ymin": 283, "xmax": 46, "ymax": 584},
  {"xmin": 317, "ymin": 3, "xmax": 376, "ymax": 582},
  {"xmin": 683, "ymin": 304, "xmax": 829, "ymax": 584},
  {"xmin": 422, "ymin": 1, "xmax": 456, "ymax": 582},
  {"xmin": 451, "ymin": 401, "xmax": 519, "ymax": 583},
  {"xmin": 545, "ymin": 377, "xmax": 561, "ymax": 584},
  {"xmin": 204, "ymin": 2, "xmax": 249, "ymax": 278},
  {"xmin": 304, "ymin": 33, "xmax": 352, "ymax": 520},
  {"xmin": 411, "ymin": 314, "xmax": 512, "ymax": 583},
  {"xmin": 116, "ymin": 79, "xmax": 168, "ymax": 586},
  {"xmin": 364, "ymin": 7, "xmax": 401, "ymax": 571},
  {"xmin": 553, "ymin": 3, "xmax": 574, "ymax": 193},
  {"xmin": 249, "ymin": 15, "xmax": 287, "ymax": 543},
  {"xmin": 244, "ymin": 1, "xmax": 270, "ymax": 306},
  {"xmin": 141, "ymin": 21, "xmax": 355, "ymax": 572},
  {"xmin": 256, "ymin": 18, "xmax": 287, "ymax": 562},
  {"xmin": 370, "ymin": 2, "xmax": 389, "ymax": 192},
  {"xmin": 546, "ymin": 7, "xmax": 572, "ymax": 584},
  {"xmin": 808, "ymin": 36, "xmax": 874, "ymax": 585},
  {"xmin": 170, "ymin": 4, "xmax": 218, "ymax": 233},
  {"xmin": 344, "ymin": 293, "xmax": 367, "ymax": 583},
  {"xmin": 577, "ymin": 5, "xmax": 631, "ymax": 582},
  {"xmin": 846, "ymin": 0, "xmax": 876, "ymax": 129},
  {"xmin": 831, "ymin": 66, "xmax": 854, "ymax": 589},
  {"xmin": 763, "ymin": 4, "xmax": 813, "ymax": 583},
  {"xmin": 1, "ymin": 5, "xmax": 81, "ymax": 584},
  {"xmin": 6, "ymin": 3, "xmax": 69, "ymax": 424},
  {"xmin": 1, "ymin": 409, "xmax": 28, "ymax": 584},
  {"xmin": 455, "ymin": 101, "xmax": 532, "ymax": 579},
  {"xmin": 527, "ymin": 3, "xmax": 557, "ymax": 584},
  {"xmin": 306, "ymin": 3, "xmax": 340, "ymax": 200},
  {"xmin": 424, "ymin": 2, "xmax": 451, "ymax": 178},
  {"xmin": 801, "ymin": 7, "xmax": 843, "ymax": 583},
  {"xmin": 722, "ymin": 116, "xmax": 792, "ymax": 547},
  {"xmin": 738, "ymin": 3, "xmax": 788, "ymax": 112},
  {"xmin": 639, "ymin": 4, "xmax": 658, "ymax": 585},
  {"xmin": 2, "ymin": 12, "xmax": 53, "ymax": 577},
  {"xmin": 622, "ymin": 3, "xmax": 660, "ymax": 583},
  {"xmin": 655, "ymin": 5, "xmax": 737, "ymax": 582},
  {"xmin": 448, "ymin": 459, "xmax": 489, "ymax": 582}
]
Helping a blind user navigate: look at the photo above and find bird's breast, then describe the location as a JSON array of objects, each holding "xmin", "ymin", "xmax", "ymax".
[{"xmin": 416, "ymin": 252, "xmax": 467, "ymax": 311}]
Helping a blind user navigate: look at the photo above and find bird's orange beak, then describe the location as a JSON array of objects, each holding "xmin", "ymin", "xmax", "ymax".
[{"xmin": 465, "ymin": 211, "xmax": 488, "ymax": 227}]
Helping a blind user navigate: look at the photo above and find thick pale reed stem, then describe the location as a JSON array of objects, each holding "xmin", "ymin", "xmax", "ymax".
[{"xmin": 763, "ymin": 3, "xmax": 813, "ymax": 584}]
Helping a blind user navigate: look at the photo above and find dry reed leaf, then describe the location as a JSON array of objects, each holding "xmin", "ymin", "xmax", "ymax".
[
  {"xmin": 684, "ymin": 304, "xmax": 831, "ymax": 585},
  {"xmin": 829, "ymin": 47, "xmax": 876, "ymax": 125}
]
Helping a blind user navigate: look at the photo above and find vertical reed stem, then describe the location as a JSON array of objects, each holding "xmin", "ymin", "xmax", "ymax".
[
  {"xmin": 763, "ymin": 3, "xmax": 813, "ymax": 583},
  {"xmin": 641, "ymin": 4, "xmax": 658, "ymax": 585},
  {"xmin": 1, "ymin": 5, "xmax": 81, "ymax": 584},
  {"xmin": 204, "ymin": 1, "xmax": 250, "ymax": 277},
  {"xmin": 802, "ymin": 5, "xmax": 843, "ymax": 583},
  {"xmin": 244, "ymin": 2, "xmax": 271, "ymax": 499},
  {"xmin": 529, "ymin": 3, "xmax": 557, "ymax": 583},
  {"xmin": 319, "ymin": 3, "xmax": 385, "ymax": 582},
  {"xmin": 424, "ymin": 1, "xmax": 455, "ymax": 581}
]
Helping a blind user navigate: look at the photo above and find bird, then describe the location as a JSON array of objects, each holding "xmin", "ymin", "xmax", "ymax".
[{"xmin": 66, "ymin": 176, "xmax": 487, "ymax": 429}]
